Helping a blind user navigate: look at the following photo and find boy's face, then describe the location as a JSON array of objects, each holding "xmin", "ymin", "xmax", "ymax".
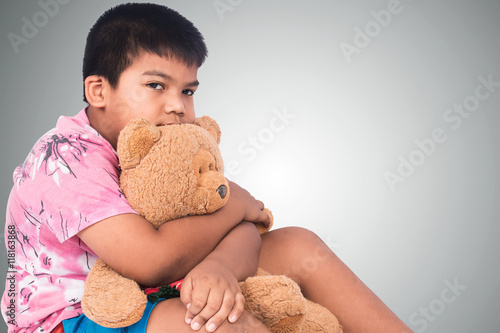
[{"xmin": 102, "ymin": 52, "xmax": 199, "ymax": 145}]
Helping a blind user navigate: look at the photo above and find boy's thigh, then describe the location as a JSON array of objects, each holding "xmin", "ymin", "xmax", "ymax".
[{"xmin": 147, "ymin": 298, "xmax": 270, "ymax": 333}]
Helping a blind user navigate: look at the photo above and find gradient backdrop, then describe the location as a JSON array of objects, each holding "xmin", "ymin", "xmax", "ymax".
[{"xmin": 1, "ymin": 1, "xmax": 499, "ymax": 332}]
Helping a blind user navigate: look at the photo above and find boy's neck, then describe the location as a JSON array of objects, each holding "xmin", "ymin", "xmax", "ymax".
[{"xmin": 86, "ymin": 106, "xmax": 118, "ymax": 149}]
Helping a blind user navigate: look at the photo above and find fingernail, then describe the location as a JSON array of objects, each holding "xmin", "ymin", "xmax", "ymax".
[
  {"xmin": 185, "ymin": 317, "xmax": 192, "ymax": 325},
  {"xmin": 230, "ymin": 315, "xmax": 238, "ymax": 323},
  {"xmin": 186, "ymin": 303, "xmax": 191, "ymax": 309},
  {"xmin": 207, "ymin": 323, "xmax": 216, "ymax": 332},
  {"xmin": 192, "ymin": 322, "xmax": 201, "ymax": 330}
]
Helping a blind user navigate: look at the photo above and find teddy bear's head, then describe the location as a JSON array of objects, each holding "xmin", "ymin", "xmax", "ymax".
[{"xmin": 117, "ymin": 116, "xmax": 229, "ymax": 228}]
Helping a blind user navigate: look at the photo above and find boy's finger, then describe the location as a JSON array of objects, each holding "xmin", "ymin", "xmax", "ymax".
[
  {"xmin": 190, "ymin": 288, "xmax": 225, "ymax": 331},
  {"xmin": 227, "ymin": 292, "xmax": 245, "ymax": 323},
  {"xmin": 202, "ymin": 290, "xmax": 237, "ymax": 332},
  {"xmin": 186, "ymin": 285, "xmax": 212, "ymax": 327},
  {"xmin": 256, "ymin": 210, "xmax": 271, "ymax": 226},
  {"xmin": 256, "ymin": 200, "xmax": 265, "ymax": 210},
  {"xmin": 179, "ymin": 278, "xmax": 195, "ymax": 324},
  {"xmin": 180, "ymin": 277, "xmax": 193, "ymax": 306}
]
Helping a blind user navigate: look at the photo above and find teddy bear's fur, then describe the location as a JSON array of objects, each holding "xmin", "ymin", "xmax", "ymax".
[{"xmin": 81, "ymin": 116, "xmax": 342, "ymax": 332}]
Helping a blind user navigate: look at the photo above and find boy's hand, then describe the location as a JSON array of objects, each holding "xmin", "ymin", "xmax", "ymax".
[
  {"xmin": 226, "ymin": 181, "xmax": 271, "ymax": 228},
  {"xmin": 180, "ymin": 257, "xmax": 245, "ymax": 332}
]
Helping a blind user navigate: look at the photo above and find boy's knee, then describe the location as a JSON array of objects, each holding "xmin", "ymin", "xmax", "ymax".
[
  {"xmin": 147, "ymin": 299, "xmax": 269, "ymax": 333},
  {"xmin": 260, "ymin": 227, "xmax": 335, "ymax": 282},
  {"xmin": 283, "ymin": 226, "xmax": 322, "ymax": 243},
  {"xmin": 263, "ymin": 226, "xmax": 327, "ymax": 254},
  {"xmin": 218, "ymin": 310, "xmax": 270, "ymax": 332},
  {"xmin": 147, "ymin": 299, "xmax": 185, "ymax": 333}
]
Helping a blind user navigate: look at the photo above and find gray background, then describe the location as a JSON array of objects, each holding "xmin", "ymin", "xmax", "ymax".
[{"xmin": 1, "ymin": 1, "xmax": 499, "ymax": 332}]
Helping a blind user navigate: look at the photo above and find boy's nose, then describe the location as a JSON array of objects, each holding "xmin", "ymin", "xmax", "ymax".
[
  {"xmin": 161, "ymin": 106, "xmax": 185, "ymax": 125},
  {"xmin": 164, "ymin": 104, "xmax": 185, "ymax": 116},
  {"xmin": 163, "ymin": 95, "xmax": 185, "ymax": 116}
]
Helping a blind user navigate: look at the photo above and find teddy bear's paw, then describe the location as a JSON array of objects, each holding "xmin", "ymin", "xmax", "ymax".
[
  {"xmin": 82, "ymin": 259, "xmax": 147, "ymax": 328},
  {"xmin": 240, "ymin": 274, "xmax": 307, "ymax": 329},
  {"xmin": 300, "ymin": 300, "xmax": 343, "ymax": 333}
]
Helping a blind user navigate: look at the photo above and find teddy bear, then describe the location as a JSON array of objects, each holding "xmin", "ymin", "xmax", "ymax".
[{"xmin": 81, "ymin": 116, "xmax": 342, "ymax": 332}]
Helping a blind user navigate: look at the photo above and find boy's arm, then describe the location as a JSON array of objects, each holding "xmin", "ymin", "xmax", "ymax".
[
  {"xmin": 180, "ymin": 221, "xmax": 262, "ymax": 331},
  {"xmin": 77, "ymin": 181, "xmax": 269, "ymax": 287}
]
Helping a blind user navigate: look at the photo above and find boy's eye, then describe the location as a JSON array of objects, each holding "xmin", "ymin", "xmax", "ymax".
[
  {"xmin": 183, "ymin": 89, "xmax": 195, "ymax": 96},
  {"xmin": 146, "ymin": 82, "xmax": 164, "ymax": 90}
]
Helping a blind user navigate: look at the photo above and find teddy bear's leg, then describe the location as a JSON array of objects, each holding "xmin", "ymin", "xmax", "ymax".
[
  {"xmin": 300, "ymin": 300, "xmax": 343, "ymax": 333},
  {"xmin": 81, "ymin": 258, "xmax": 147, "ymax": 328},
  {"xmin": 240, "ymin": 269, "xmax": 307, "ymax": 332},
  {"xmin": 253, "ymin": 269, "xmax": 343, "ymax": 333}
]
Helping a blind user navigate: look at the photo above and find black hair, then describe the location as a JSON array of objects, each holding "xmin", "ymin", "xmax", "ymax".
[{"xmin": 82, "ymin": 3, "xmax": 207, "ymax": 102}]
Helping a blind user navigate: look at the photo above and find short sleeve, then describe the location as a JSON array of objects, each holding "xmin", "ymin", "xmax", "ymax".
[{"xmin": 14, "ymin": 117, "xmax": 137, "ymax": 243}]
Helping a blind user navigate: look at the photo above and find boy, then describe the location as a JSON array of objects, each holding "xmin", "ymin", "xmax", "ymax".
[{"xmin": 2, "ymin": 3, "xmax": 412, "ymax": 333}]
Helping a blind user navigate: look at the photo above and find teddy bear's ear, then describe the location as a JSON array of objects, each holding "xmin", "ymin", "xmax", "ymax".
[
  {"xmin": 194, "ymin": 116, "xmax": 221, "ymax": 144},
  {"xmin": 117, "ymin": 118, "xmax": 161, "ymax": 170}
]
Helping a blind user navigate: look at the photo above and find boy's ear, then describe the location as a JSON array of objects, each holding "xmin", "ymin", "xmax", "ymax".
[
  {"xmin": 194, "ymin": 116, "xmax": 221, "ymax": 144},
  {"xmin": 84, "ymin": 75, "xmax": 106, "ymax": 108},
  {"xmin": 117, "ymin": 118, "xmax": 161, "ymax": 170}
]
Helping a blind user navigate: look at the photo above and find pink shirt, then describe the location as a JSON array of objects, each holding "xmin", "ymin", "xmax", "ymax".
[{"xmin": 1, "ymin": 108, "xmax": 137, "ymax": 333}]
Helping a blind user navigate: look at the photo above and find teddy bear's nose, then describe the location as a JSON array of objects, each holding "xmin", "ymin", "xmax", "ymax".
[{"xmin": 216, "ymin": 185, "xmax": 227, "ymax": 199}]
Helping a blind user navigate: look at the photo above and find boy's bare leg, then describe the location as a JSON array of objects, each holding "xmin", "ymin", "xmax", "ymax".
[
  {"xmin": 259, "ymin": 227, "xmax": 413, "ymax": 333},
  {"xmin": 147, "ymin": 298, "xmax": 271, "ymax": 333}
]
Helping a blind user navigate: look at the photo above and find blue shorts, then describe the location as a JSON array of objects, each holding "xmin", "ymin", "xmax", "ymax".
[{"xmin": 62, "ymin": 300, "xmax": 161, "ymax": 333}]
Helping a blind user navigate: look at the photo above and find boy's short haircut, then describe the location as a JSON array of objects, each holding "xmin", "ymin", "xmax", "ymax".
[{"xmin": 82, "ymin": 2, "xmax": 208, "ymax": 102}]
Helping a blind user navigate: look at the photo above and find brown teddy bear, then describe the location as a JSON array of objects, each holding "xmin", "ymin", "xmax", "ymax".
[{"xmin": 81, "ymin": 116, "xmax": 342, "ymax": 332}]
